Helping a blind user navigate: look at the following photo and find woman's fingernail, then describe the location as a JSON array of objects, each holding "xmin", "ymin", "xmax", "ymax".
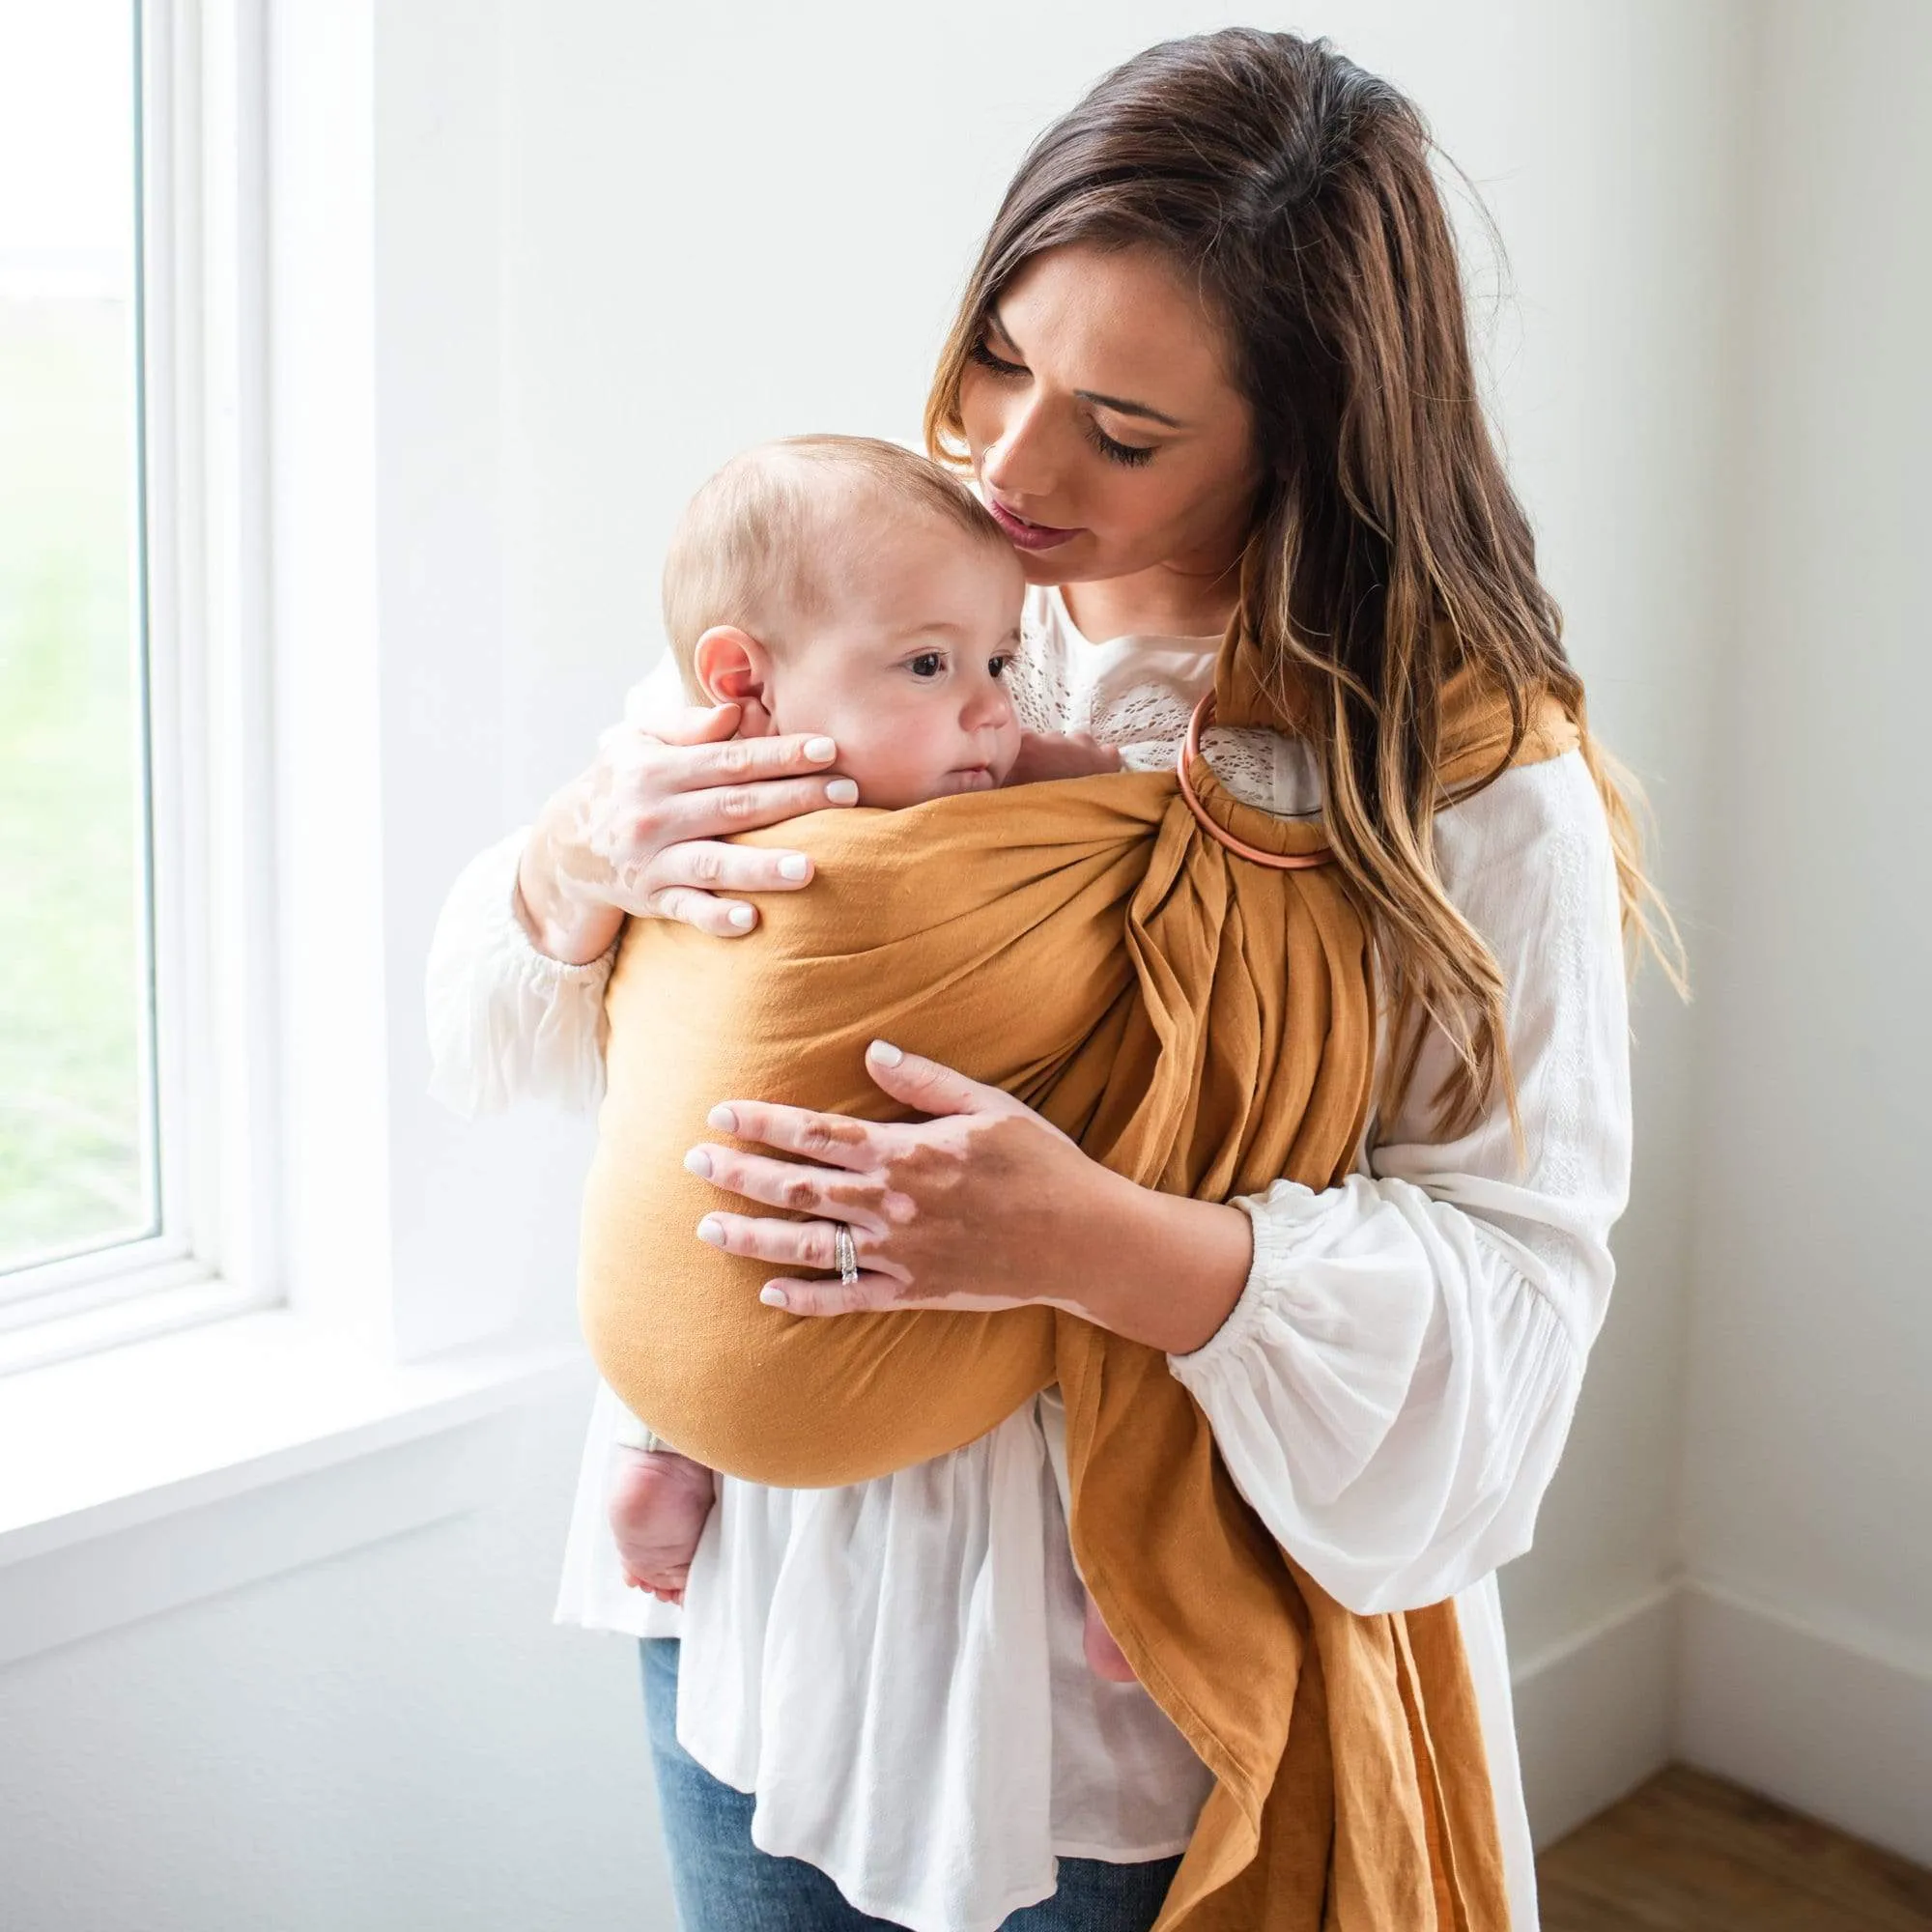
[
  {"xmin": 684, "ymin": 1148, "xmax": 713, "ymax": 1178},
  {"xmin": 707, "ymin": 1104, "xmax": 738, "ymax": 1133},
  {"xmin": 759, "ymin": 1285, "xmax": 789, "ymax": 1309},
  {"xmin": 778, "ymin": 854, "xmax": 810, "ymax": 881},
  {"xmin": 805, "ymin": 736, "xmax": 837, "ymax": 762},
  {"xmin": 727, "ymin": 904, "xmax": 756, "ymax": 930},
  {"xmin": 825, "ymin": 779, "xmax": 859, "ymax": 806},
  {"xmin": 867, "ymin": 1039, "xmax": 904, "ymax": 1067},
  {"xmin": 696, "ymin": 1216, "xmax": 725, "ymax": 1246}
]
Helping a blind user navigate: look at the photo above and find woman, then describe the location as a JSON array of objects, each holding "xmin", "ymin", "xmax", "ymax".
[{"xmin": 429, "ymin": 29, "xmax": 1664, "ymax": 1932}]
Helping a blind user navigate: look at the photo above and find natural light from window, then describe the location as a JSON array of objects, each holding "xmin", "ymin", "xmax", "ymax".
[{"xmin": 0, "ymin": 2, "xmax": 155, "ymax": 1278}]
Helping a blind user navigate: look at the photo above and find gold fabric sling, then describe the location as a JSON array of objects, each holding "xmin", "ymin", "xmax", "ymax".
[{"xmin": 579, "ymin": 630, "xmax": 1577, "ymax": 1930}]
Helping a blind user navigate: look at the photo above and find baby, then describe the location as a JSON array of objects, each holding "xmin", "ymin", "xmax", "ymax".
[{"xmin": 604, "ymin": 434, "xmax": 1135, "ymax": 1681}]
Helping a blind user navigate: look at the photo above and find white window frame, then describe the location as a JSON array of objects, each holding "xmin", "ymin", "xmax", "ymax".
[
  {"xmin": 0, "ymin": 0, "xmax": 280, "ymax": 1373},
  {"xmin": 0, "ymin": 0, "xmax": 582, "ymax": 1671}
]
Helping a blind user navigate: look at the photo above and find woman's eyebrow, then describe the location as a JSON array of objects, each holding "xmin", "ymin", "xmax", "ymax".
[
  {"xmin": 1077, "ymin": 388, "xmax": 1184, "ymax": 429},
  {"xmin": 987, "ymin": 306, "xmax": 1186, "ymax": 430}
]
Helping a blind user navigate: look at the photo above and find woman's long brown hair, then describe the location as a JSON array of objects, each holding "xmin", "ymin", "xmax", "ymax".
[{"xmin": 925, "ymin": 28, "xmax": 1684, "ymax": 1139}]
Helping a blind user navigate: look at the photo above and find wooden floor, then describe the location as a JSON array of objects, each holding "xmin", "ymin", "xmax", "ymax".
[{"xmin": 1537, "ymin": 1765, "xmax": 1932, "ymax": 1930}]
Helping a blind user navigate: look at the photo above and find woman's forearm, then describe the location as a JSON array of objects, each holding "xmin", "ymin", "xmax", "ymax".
[
  {"xmin": 516, "ymin": 799, "xmax": 626, "ymax": 966},
  {"xmin": 1067, "ymin": 1176, "xmax": 1253, "ymax": 1355},
  {"xmin": 426, "ymin": 831, "xmax": 615, "ymax": 1119}
]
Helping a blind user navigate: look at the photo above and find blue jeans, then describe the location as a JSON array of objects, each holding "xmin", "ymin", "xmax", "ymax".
[{"xmin": 641, "ymin": 1639, "xmax": 1179, "ymax": 1932}]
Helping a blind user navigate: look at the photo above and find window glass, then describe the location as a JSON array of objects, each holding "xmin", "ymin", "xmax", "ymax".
[{"xmin": 0, "ymin": 2, "xmax": 156, "ymax": 1274}]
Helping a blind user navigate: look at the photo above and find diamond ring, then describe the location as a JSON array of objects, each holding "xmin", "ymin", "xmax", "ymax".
[{"xmin": 833, "ymin": 1223, "xmax": 859, "ymax": 1288}]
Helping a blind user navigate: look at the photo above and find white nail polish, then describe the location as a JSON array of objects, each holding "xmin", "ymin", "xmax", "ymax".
[
  {"xmin": 759, "ymin": 1285, "xmax": 789, "ymax": 1309},
  {"xmin": 696, "ymin": 1216, "xmax": 725, "ymax": 1245},
  {"xmin": 825, "ymin": 779, "xmax": 859, "ymax": 806},
  {"xmin": 868, "ymin": 1039, "xmax": 904, "ymax": 1067},
  {"xmin": 684, "ymin": 1148, "xmax": 713, "ymax": 1177},
  {"xmin": 778, "ymin": 855, "xmax": 810, "ymax": 881},
  {"xmin": 707, "ymin": 1104, "xmax": 738, "ymax": 1132},
  {"xmin": 727, "ymin": 904, "xmax": 755, "ymax": 929},
  {"xmin": 805, "ymin": 736, "xmax": 837, "ymax": 762}
]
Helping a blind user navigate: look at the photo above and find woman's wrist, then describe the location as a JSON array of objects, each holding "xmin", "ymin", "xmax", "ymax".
[
  {"xmin": 516, "ymin": 798, "xmax": 625, "ymax": 966},
  {"xmin": 1066, "ymin": 1170, "xmax": 1253, "ymax": 1355}
]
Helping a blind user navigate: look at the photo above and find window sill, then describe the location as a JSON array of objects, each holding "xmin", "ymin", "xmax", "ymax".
[{"xmin": 0, "ymin": 1305, "xmax": 588, "ymax": 1664}]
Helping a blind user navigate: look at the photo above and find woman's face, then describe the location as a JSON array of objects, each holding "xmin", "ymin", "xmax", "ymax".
[{"xmin": 956, "ymin": 242, "xmax": 1264, "ymax": 591}]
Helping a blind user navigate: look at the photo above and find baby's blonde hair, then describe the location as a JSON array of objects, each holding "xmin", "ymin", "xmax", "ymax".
[{"xmin": 662, "ymin": 435, "xmax": 1008, "ymax": 696}]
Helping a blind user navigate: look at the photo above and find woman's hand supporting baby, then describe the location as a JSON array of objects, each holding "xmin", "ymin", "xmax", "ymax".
[
  {"xmin": 515, "ymin": 696, "xmax": 860, "ymax": 963},
  {"xmin": 515, "ymin": 696, "xmax": 1127, "ymax": 970},
  {"xmin": 684, "ymin": 1041, "xmax": 1256, "ymax": 1355}
]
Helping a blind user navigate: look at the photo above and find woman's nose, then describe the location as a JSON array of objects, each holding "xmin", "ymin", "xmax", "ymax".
[{"xmin": 980, "ymin": 397, "xmax": 1056, "ymax": 501}]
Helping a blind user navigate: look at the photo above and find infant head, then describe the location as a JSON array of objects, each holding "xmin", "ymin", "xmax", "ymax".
[{"xmin": 662, "ymin": 437, "xmax": 1024, "ymax": 809}]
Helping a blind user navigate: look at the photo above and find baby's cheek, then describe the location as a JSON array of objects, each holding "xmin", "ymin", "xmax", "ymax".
[
  {"xmin": 990, "ymin": 720, "xmax": 1025, "ymax": 785},
  {"xmin": 830, "ymin": 729, "xmax": 929, "ymax": 810}
]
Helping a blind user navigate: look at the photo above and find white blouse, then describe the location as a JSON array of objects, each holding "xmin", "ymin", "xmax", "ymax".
[{"xmin": 425, "ymin": 587, "xmax": 1633, "ymax": 1932}]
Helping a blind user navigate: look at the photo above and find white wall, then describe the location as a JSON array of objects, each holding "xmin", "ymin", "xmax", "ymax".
[
  {"xmin": 0, "ymin": 1386, "xmax": 673, "ymax": 1931},
  {"xmin": 1675, "ymin": 0, "xmax": 1932, "ymax": 1862}
]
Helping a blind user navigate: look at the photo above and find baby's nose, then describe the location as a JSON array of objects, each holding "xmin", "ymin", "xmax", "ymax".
[{"xmin": 964, "ymin": 682, "xmax": 1015, "ymax": 729}]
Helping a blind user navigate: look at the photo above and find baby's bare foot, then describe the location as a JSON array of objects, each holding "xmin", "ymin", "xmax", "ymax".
[
  {"xmin": 605, "ymin": 1445, "xmax": 718, "ymax": 1605},
  {"xmin": 1082, "ymin": 1589, "xmax": 1138, "ymax": 1684}
]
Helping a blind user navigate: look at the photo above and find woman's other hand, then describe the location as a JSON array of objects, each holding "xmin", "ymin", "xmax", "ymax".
[
  {"xmin": 683, "ymin": 1041, "xmax": 1253, "ymax": 1351},
  {"xmin": 515, "ymin": 691, "xmax": 859, "ymax": 965},
  {"xmin": 1006, "ymin": 729, "xmax": 1124, "ymax": 785}
]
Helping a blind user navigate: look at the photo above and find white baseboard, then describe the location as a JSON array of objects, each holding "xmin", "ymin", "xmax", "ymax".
[
  {"xmin": 1677, "ymin": 1579, "xmax": 1932, "ymax": 1867},
  {"xmin": 1509, "ymin": 1581, "xmax": 1678, "ymax": 1849},
  {"xmin": 1508, "ymin": 1576, "xmax": 1932, "ymax": 1864}
]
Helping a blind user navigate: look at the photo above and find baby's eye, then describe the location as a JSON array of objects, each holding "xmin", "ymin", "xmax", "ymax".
[
  {"xmin": 989, "ymin": 654, "xmax": 1012, "ymax": 678},
  {"xmin": 908, "ymin": 651, "xmax": 945, "ymax": 679}
]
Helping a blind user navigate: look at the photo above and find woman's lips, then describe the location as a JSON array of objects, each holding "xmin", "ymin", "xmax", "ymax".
[{"xmin": 986, "ymin": 497, "xmax": 1080, "ymax": 553}]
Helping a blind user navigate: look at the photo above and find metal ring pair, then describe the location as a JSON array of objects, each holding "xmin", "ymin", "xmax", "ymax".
[{"xmin": 833, "ymin": 1222, "xmax": 860, "ymax": 1288}]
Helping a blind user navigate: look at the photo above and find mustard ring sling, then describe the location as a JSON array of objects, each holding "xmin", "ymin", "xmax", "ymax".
[{"xmin": 581, "ymin": 637, "xmax": 1577, "ymax": 1930}]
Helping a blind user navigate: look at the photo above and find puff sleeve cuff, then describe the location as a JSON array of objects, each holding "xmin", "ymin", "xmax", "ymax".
[{"xmin": 425, "ymin": 829, "xmax": 614, "ymax": 1120}]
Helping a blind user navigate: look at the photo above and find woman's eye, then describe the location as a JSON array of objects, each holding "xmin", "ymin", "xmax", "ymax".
[
  {"xmin": 968, "ymin": 338, "xmax": 1028, "ymax": 380},
  {"xmin": 1084, "ymin": 420, "xmax": 1156, "ymax": 469},
  {"xmin": 909, "ymin": 652, "xmax": 945, "ymax": 679}
]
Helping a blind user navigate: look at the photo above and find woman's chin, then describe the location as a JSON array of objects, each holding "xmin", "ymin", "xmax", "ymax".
[{"xmin": 1014, "ymin": 546, "xmax": 1090, "ymax": 586}]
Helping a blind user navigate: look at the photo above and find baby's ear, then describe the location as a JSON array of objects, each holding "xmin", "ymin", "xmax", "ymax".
[{"xmin": 691, "ymin": 625, "xmax": 775, "ymax": 734}]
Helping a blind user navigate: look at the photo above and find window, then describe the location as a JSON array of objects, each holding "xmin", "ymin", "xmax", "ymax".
[
  {"xmin": 0, "ymin": 5, "xmax": 153, "ymax": 1277},
  {"xmin": 0, "ymin": 1, "xmax": 276, "ymax": 1368}
]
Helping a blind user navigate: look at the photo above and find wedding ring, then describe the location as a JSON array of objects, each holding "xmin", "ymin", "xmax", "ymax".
[{"xmin": 833, "ymin": 1223, "xmax": 860, "ymax": 1287}]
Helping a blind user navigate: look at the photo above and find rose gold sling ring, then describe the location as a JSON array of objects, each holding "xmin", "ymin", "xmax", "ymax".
[{"xmin": 1175, "ymin": 691, "xmax": 1333, "ymax": 870}]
